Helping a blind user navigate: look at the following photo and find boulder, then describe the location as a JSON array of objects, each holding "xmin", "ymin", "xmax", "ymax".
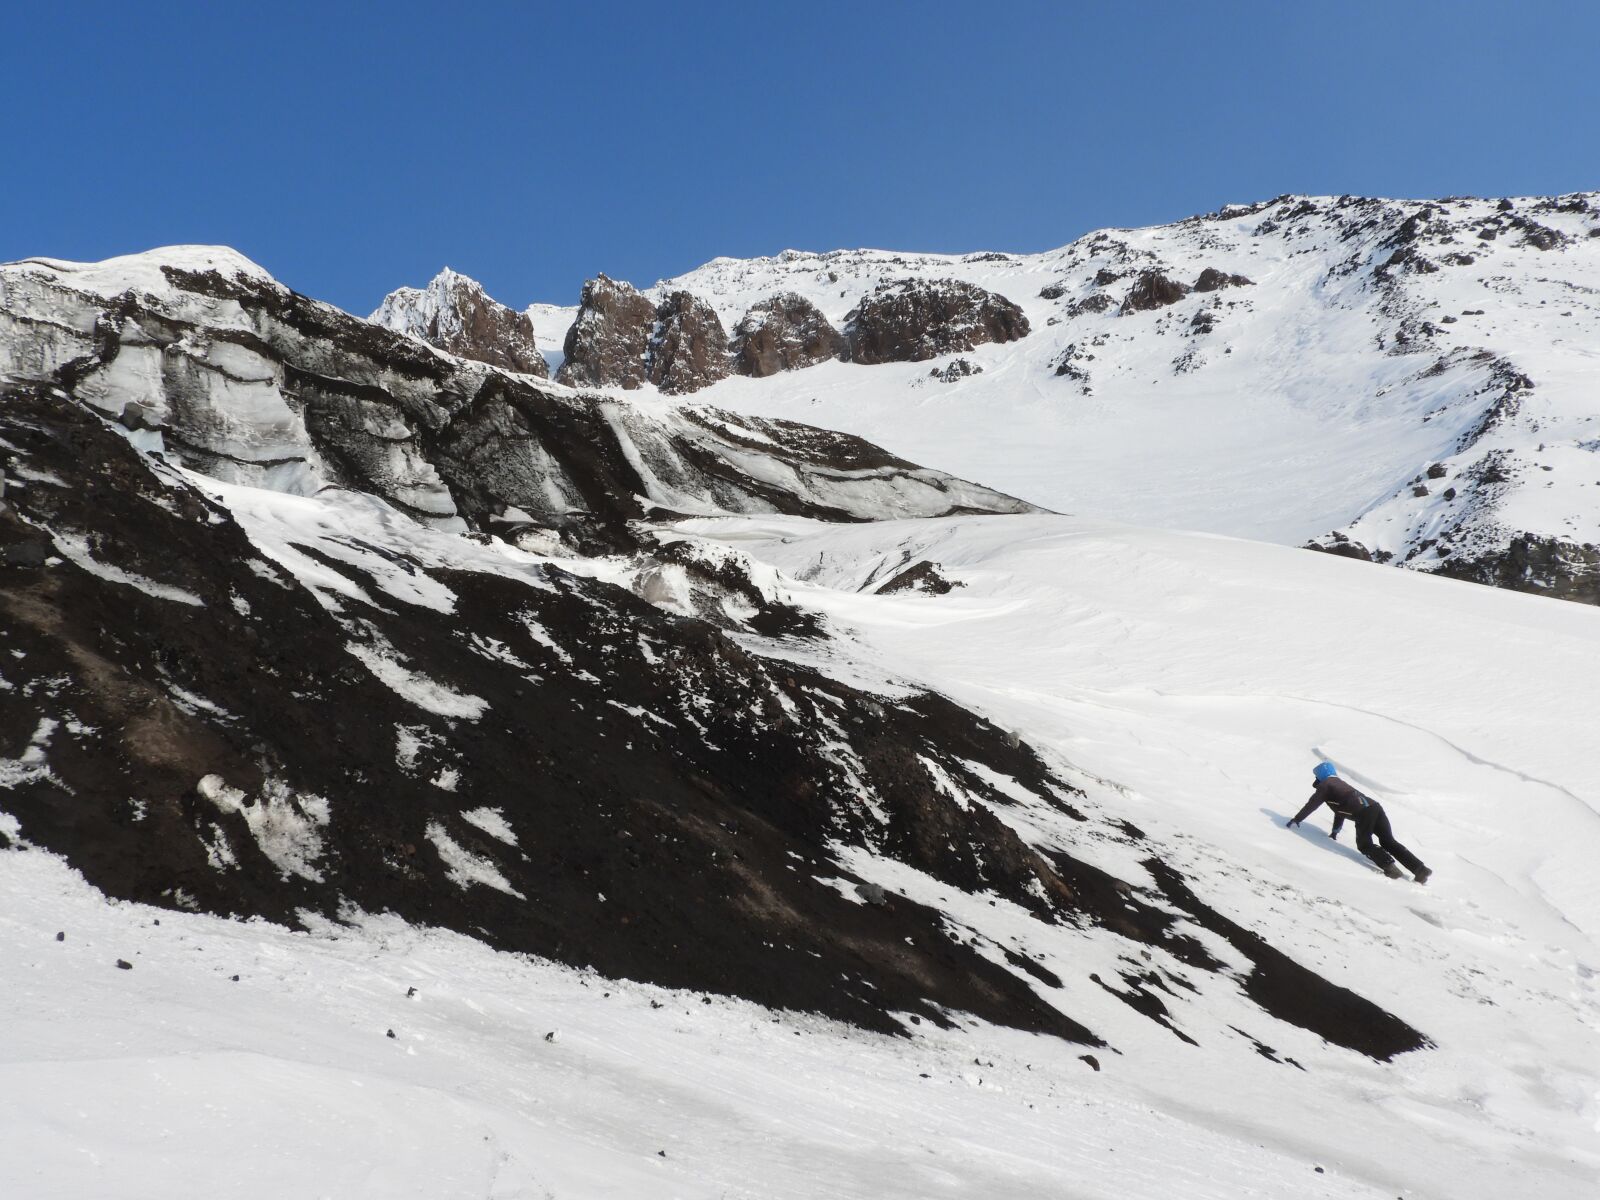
[
  {"xmin": 844, "ymin": 279, "xmax": 1030, "ymax": 365},
  {"xmin": 556, "ymin": 274, "xmax": 657, "ymax": 389},
  {"xmin": 371, "ymin": 269, "xmax": 547, "ymax": 377},
  {"xmin": 1192, "ymin": 267, "xmax": 1254, "ymax": 293},
  {"xmin": 1119, "ymin": 271, "xmax": 1189, "ymax": 314},
  {"xmin": 647, "ymin": 291, "xmax": 732, "ymax": 395},
  {"xmin": 730, "ymin": 293, "xmax": 846, "ymax": 377}
]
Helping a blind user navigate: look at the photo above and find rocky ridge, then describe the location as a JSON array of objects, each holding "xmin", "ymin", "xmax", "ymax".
[
  {"xmin": 625, "ymin": 194, "xmax": 1600, "ymax": 607},
  {"xmin": 370, "ymin": 268, "xmax": 548, "ymax": 377}
]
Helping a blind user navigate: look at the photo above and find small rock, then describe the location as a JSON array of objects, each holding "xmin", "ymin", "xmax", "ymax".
[
  {"xmin": 116, "ymin": 959, "xmax": 132, "ymax": 970},
  {"xmin": 1119, "ymin": 270, "xmax": 1189, "ymax": 314},
  {"xmin": 856, "ymin": 881, "xmax": 889, "ymax": 906},
  {"xmin": 544, "ymin": 1030, "xmax": 558, "ymax": 1043},
  {"xmin": 1079, "ymin": 1054, "xmax": 1100, "ymax": 1072},
  {"xmin": 231, "ymin": 975, "xmax": 240, "ymax": 982},
  {"xmin": 2, "ymin": 540, "xmax": 50, "ymax": 568},
  {"xmin": 406, "ymin": 986, "xmax": 417, "ymax": 998},
  {"xmin": 1192, "ymin": 267, "xmax": 1254, "ymax": 292},
  {"xmin": 55, "ymin": 931, "xmax": 64, "ymax": 942},
  {"xmin": 386, "ymin": 1029, "xmax": 396, "ymax": 1039}
]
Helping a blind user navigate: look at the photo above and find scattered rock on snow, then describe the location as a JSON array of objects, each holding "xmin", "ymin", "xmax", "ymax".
[{"xmin": 927, "ymin": 358, "xmax": 983, "ymax": 383}]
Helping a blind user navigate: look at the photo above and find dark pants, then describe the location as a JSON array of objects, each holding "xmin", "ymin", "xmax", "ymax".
[{"xmin": 1355, "ymin": 803, "xmax": 1425, "ymax": 874}]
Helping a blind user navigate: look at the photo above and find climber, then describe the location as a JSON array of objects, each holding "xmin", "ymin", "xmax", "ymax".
[{"xmin": 1287, "ymin": 761, "xmax": 1431, "ymax": 884}]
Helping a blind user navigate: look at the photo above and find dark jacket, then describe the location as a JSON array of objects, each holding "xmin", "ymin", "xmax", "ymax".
[{"xmin": 1291, "ymin": 776, "xmax": 1375, "ymax": 839}]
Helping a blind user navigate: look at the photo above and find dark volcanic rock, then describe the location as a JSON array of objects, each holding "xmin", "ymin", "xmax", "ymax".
[
  {"xmin": 927, "ymin": 358, "xmax": 982, "ymax": 383},
  {"xmin": 372, "ymin": 269, "xmax": 548, "ymax": 377},
  {"xmin": 647, "ymin": 291, "xmax": 731, "ymax": 395},
  {"xmin": 556, "ymin": 274, "xmax": 657, "ymax": 389},
  {"xmin": 0, "ymin": 383, "xmax": 1090, "ymax": 1043},
  {"xmin": 1119, "ymin": 270, "xmax": 1190, "ymax": 314},
  {"xmin": 1434, "ymin": 532, "xmax": 1600, "ymax": 604},
  {"xmin": 844, "ymin": 279, "xmax": 1030, "ymax": 364},
  {"xmin": 1065, "ymin": 293, "xmax": 1115, "ymax": 318},
  {"xmin": 1192, "ymin": 267, "xmax": 1254, "ymax": 293},
  {"xmin": 875, "ymin": 560, "xmax": 962, "ymax": 595},
  {"xmin": 1305, "ymin": 532, "xmax": 1374, "ymax": 562},
  {"xmin": 731, "ymin": 293, "xmax": 847, "ymax": 377}
]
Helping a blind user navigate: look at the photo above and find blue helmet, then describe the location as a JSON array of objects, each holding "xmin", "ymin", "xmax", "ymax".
[{"xmin": 1313, "ymin": 761, "xmax": 1338, "ymax": 782}]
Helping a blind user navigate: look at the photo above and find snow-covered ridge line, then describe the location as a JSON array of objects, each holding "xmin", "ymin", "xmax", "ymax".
[
  {"xmin": 0, "ymin": 246, "xmax": 1035, "ymax": 550},
  {"xmin": 607, "ymin": 190, "xmax": 1600, "ymax": 604}
]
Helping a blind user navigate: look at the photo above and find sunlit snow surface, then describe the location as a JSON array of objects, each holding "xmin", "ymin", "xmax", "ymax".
[
  {"xmin": 5, "ymin": 505, "xmax": 1599, "ymax": 1198},
  {"xmin": 534, "ymin": 195, "xmax": 1600, "ymax": 555}
]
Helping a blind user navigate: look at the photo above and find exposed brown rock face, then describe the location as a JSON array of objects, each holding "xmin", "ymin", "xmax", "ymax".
[
  {"xmin": 1434, "ymin": 532, "xmax": 1600, "ymax": 604},
  {"xmin": 731, "ymin": 293, "xmax": 847, "ymax": 377},
  {"xmin": 556, "ymin": 274, "xmax": 657, "ymax": 389},
  {"xmin": 647, "ymin": 291, "xmax": 732, "ymax": 394},
  {"xmin": 844, "ymin": 279, "xmax": 1030, "ymax": 365},
  {"xmin": 1119, "ymin": 270, "xmax": 1190, "ymax": 314},
  {"xmin": 372, "ymin": 269, "xmax": 548, "ymax": 377},
  {"xmin": 1193, "ymin": 267, "xmax": 1254, "ymax": 293}
]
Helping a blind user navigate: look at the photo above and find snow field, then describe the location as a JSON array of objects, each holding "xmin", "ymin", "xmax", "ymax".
[{"xmin": 4, "ymin": 850, "xmax": 1394, "ymax": 1200}]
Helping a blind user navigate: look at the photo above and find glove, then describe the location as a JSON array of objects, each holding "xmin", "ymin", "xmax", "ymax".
[{"xmin": 1287, "ymin": 819, "xmax": 1300, "ymax": 829}]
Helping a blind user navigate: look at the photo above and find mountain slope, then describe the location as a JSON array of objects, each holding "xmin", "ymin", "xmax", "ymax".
[
  {"xmin": 3, "ymin": 243, "xmax": 1597, "ymax": 1198},
  {"xmin": 6, "ymin": 504, "xmax": 1597, "ymax": 1199},
  {"xmin": 1, "ymin": 246, "xmax": 1431, "ymax": 1055},
  {"xmin": 519, "ymin": 192, "xmax": 1600, "ymax": 603}
]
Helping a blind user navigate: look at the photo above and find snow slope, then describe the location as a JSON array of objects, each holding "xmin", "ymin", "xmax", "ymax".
[
  {"xmin": 526, "ymin": 193, "xmax": 1600, "ymax": 598},
  {"xmin": 5, "ymin": 502, "xmax": 1598, "ymax": 1198},
  {"xmin": 4, "ymin": 228, "xmax": 1598, "ymax": 1198},
  {"xmin": 676, "ymin": 510, "xmax": 1600, "ymax": 1196},
  {"xmin": 0, "ymin": 850, "xmax": 1416, "ymax": 1200}
]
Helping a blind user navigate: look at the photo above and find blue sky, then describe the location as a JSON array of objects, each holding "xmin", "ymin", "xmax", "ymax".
[{"xmin": 4, "ymin": 1, "xmax": 1595, "ymax": 314}]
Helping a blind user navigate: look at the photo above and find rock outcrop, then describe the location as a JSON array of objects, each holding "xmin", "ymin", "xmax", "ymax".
[
  {"xmin": 1433, "ymin": 533, "xmax": 1600, "ymax": 604},
  {"xmin": 1119, "ymin": 270, "xmax": 1190, "ymax": 314},
  {"xmin": 647, "ymin": 291, "xmax": 731, "ymax": 394},
  {"xmin": 1193, "ymin": 267, "xmax": 1253, "ymax": 292},
  {"xmin": 844, "ymin": 279, "xmax": 1030, "ymax": 364},
  {"xmin": 556, "ymin": 274, "xmax": 656, "ymax": 389},
  {"xmin": 730, "ymin": 293, "xmax": 847, "ymax": 377},
  {"xmin": 371, "ymin": 268, "xmax": 548, "ymax": 377}
]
